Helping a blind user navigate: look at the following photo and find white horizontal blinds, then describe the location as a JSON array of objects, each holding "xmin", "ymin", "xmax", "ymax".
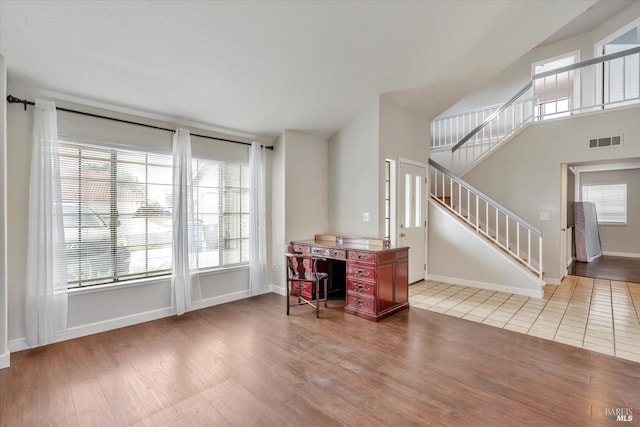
[
  {"xmin": 582, "ymin": 183, "xmax": 627, "ymax": 224},
  {"xmin": 59, "ymin": 140, "xmax": 173, "ymax": 287},
  {"xmin": 192, "ymin": 158, "xmax": 249, "ymax": 268},
  {"xmin": 223, "ymin": 162, "xmax": 250, "ymax": 265}
]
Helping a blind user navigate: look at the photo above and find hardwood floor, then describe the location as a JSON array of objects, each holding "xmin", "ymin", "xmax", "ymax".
[
  {"xmin": 1, "ymin": 292, "xmax": 639, "ymax": 426},
  {"xmin": 569, "ymin": 255, "xmax": 640, "ymax": 283}
]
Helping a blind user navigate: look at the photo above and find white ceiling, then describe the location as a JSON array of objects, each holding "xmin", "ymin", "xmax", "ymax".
[{"xmin": 0, "ymin": 1, "xmax": 606, "ymax": 141}]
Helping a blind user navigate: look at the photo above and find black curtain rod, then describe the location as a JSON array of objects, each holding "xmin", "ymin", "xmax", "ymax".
[{"xmin": 6, "ymin": 95, "xmax": 273, "ymax": 150}]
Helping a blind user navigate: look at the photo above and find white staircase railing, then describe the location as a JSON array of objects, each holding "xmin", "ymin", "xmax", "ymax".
[
  {"xmin": 429, "ymin": 159, "xmax": 543, "ymax": 280},
  {"xmin": 430, "ymin": 97, "xmax": 537, "ymax": 150},
  {"xmin": 433, "ymin": 46, "xmax": 640, "ymax": 174}
]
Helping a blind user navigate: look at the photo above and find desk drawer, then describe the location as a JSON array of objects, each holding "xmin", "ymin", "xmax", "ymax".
[
  {"xmin": 346, "ymin": 293, "xmax": 375, "ymax": 314},
  {"xmin": 290, "ymin": 281, "xmax": 312, "ymax": 300},
  {"xmin": 329, "ymin": 249, "xmax": 346, "ymax": 259},
  {"xmin": 348, "ymin": 250, "xmax": 376, "ymax": 264},
  {"xmin": 292, "ymin": 244, "xmax": 310, "ymax": 254},
  {"xmin": 310, "ymin": 247, "xmax": 346, "ymax": 260},
  {"xmin": 346, "ymin": 279, "xmax": 375, "ymax": 297},
  {"xmin": 346, "ymin": 263, "xmax": 376, "ymax": 281},
  {"xmin": 290, "ymin": 281, "xmax": 324, "ymax": 300}
]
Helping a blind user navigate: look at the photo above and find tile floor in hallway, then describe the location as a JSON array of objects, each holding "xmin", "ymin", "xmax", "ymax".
[{"xmin": 409, "ymin": 275, "xmax": 640, "ymax": 363}]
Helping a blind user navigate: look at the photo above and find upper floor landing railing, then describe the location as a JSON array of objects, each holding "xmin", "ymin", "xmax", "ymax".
[{"xmin": 431, "ymin": 46, "xmax": 640, "ymax": 173}]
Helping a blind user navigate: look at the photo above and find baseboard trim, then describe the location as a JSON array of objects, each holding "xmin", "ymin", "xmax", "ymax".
[
  {"xmin": 427, "ymin": 274, "xmax": 544, "ymax": 298},
  {"xmin": 191, "ymin": 289, "xmax": 251, "ymax": 311},
  {"xmin": 603, "ymin": 251, "xmax": 640, "ymax": 259},
  {"xmin": 0, "ymin": 349, "xmax": 9, "ymax": 369},
  {"xmin": 269, "ymin": 284, "xmax": 286, "ymax": 296},
  {"xmin": 10, "ymin": 289, "xmax": 253, "ymax": 353},
  {"xmin": 544, "ymin": 277, "xmax": 562, "ymax": 286}
]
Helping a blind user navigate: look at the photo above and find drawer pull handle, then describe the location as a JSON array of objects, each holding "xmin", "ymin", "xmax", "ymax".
[{"xmin": 354, "ymin": 269, "xmax": 370, "ymax": 278}]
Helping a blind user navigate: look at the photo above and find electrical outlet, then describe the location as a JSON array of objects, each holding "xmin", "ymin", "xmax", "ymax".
[
  {"xmin": 363, "ymin": 212, "xmax": 370, "ymax": 222},
  {"xmin": 272, "ymin": 264, "xmax": 277, "ymax": 272}
]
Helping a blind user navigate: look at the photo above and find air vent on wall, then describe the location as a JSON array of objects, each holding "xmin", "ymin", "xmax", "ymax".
[{"xmin": 589, "ymin": 135, "xmax": 622, "ymax": 149}]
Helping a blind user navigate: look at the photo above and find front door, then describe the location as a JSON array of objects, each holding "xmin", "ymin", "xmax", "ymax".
[{"xmin": 397, "ymin": 160, "xmax": 427, "ymax": 284}]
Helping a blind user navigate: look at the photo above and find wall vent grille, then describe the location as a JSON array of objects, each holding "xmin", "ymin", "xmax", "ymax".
[{"xmin": 589, "ymin": 135, "xmax": 622, "ymax": 149}]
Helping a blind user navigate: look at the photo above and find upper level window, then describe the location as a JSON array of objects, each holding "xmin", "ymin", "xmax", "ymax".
[
  {"xmin": 532, "ymin": 52, "xmax": 579, "ymax": 120},
  {"xmin": 598, "ymin": 22, "xmax": 640, "ymax": 108},
  {"xmin": 60, "ymin": 139, "xmax": 249, "ymax": 288},
  {"xmin": 582, "ymin": 183, "xmax": 627, "ymax": 224}
]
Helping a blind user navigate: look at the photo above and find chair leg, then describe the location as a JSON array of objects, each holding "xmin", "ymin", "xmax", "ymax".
[
  {"xmin": 316, "ymin": 280, "xmax": 320, "ymax": 318},
  {"xmin": 324, "ymin": 278, "xmax": 328, "ymax": 308}
]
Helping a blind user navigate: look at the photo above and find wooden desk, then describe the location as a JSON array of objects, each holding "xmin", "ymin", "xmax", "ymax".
[{"xmin": 291, "ymin": 239, "xmax": 409, "ymax": 321}]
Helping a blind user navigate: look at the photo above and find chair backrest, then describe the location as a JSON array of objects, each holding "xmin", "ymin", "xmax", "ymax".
[{"xmin": 285, "ymin": 252, "xmax": 315, "ymax": 279}]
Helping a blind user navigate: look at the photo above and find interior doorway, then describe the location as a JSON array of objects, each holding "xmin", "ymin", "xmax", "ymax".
[{"xmin": 564, "ymin": 158, "xmax": 640, "ymax": 283}]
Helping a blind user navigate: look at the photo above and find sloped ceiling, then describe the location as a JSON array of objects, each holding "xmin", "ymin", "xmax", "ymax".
[{"xmin": 0, "ymin": 1, "xmax": 597, "ymax": 140}]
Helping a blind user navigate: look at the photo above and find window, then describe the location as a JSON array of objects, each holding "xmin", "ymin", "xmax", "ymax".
[
  {"xmin": 60, "ymin": 140, "xmax": 174, "ymax": 287},
  {"xmin": 192, "ymin": 158, "xmax": 249, "ymax": 268},
  {"xmin": 582, "ymin": 183, "xmax": 627, "ymax": 224},
  {"xmin": 598, "ymin": 24, "xmax": 640, "ymax": 108},
  {"xmin": 384, "ymin": 160, "xmax": 391, "ymax": 239},
  {"xmin": 532, "ymin": 52, "xmax": 578, "ymax": 120},
  {"xmin": 60, "ymin": 140, "xmax": 250, "ymax": 288}
]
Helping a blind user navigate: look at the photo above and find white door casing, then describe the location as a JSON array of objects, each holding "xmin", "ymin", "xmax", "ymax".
[{"xmin": 397, "ymin": 159, "xmax": 427, "ymax": 284}]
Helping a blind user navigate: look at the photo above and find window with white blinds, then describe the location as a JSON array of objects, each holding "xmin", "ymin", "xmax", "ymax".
[
  {"xmin": 59, "ymin": 140, "xmax": 249, "ymax": 288},
  {"xmin": 582, "ymin": 183, "xmax": 627, "ymax": 224},
  {"xmin": 192, "ymin": 158, "xmax": 250, "ymax": 269}
]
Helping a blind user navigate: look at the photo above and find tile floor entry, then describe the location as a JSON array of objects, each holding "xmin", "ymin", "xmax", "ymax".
[{"xmin": 409, "ymin": 275, "xmax": 640, "ymax": 363}]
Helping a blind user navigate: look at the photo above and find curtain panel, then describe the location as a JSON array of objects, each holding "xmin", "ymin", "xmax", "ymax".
[
  {"xmin": 171, "ymin": 128, "xmax": 201, "ymax": 315},
  {"xmin": 249, "ymin": 142, "xmax": 268, "ymax": 295},
  {"xmin": 25, "ymin": 99, "xmax": 68, "ymax": 346}
]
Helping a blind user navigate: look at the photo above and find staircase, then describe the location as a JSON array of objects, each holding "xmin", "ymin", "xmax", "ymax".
[
  {"xmin": 432, "ymin": 46, "xmax": 640, "ymax": 175},
  {"xmin": 427, "ymin": 46, "xmax": 640, "ymax": 289},
  {"xmin": 429, "ymin": 159, "xmax": 543, "ymax": 280}
]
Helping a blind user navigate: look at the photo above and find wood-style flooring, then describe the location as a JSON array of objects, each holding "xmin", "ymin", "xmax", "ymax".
[
  {"xmin": 1, "ymin": 290, "xmax": 639, "ymax": 426},
  {"xmin": 569, "ymin": 255, "xmax": 640, "ymax": 283}
]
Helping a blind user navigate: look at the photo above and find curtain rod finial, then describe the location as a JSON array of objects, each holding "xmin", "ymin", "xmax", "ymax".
[{"xmin": 6, "ymin": 95, "xmax": 28, "ymax": 110}]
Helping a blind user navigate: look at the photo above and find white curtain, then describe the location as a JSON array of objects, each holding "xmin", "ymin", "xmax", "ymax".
[
  {"xmin": 249, "ymin": 142, "xmax": 268, "ymax": 296},
  {"xmin": 171, "ymin": 128, "xmax": 201, "ymax": 315},
  {"xmin": 25, "ymin": 99, "xmax": 68, "ymax": 346}
]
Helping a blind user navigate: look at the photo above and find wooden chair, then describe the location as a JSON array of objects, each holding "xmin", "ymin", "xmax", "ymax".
[{"xmin": 285, "ymin": 250, "xmax": 329, "ymax": 318}]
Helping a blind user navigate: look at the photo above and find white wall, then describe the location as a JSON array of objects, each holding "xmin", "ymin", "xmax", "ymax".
[
  {"xmin": 579, "ymin": 168, "xmax": 640, "ymax": 257},
  {"xmin": 6, "ymin": 83, "xmax": 260, "ymax": 351},
  {"xmin": 283, "ymin": 130, "xmax": 329, "ymax": 241},
  {"xmin": 463, "ymin": 106, "xmax": 640, "ymax": 283},
  {"xmin": 328, "ymin": 98, "xmax": 379, "ymax": 237},
  {"xmin": 0, "ymin": 55, "xmax": 8, "ymax": 368},
  {"xmin": 379, "ymin": 96, "xmax": 430, "ymax": 237},
  {"xmin": 270, "ymin": 130, "xmax": 329, "ymax": 294},
  {"xmin": 440, "ymin": 1, "xmax": 640, "ymax": 117},
  {"xmin": 428, "ymin": 201, "xmax": 543, "ymax": 297}
]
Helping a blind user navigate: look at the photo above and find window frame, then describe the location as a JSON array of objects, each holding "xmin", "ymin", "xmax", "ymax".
[
  {"xmin": 59, "ymin": 138, "xmax": 250, "ymax": 290},
  {"xmin": 581, "ymin": 182, "xmax": 628, "ymax": 225}
]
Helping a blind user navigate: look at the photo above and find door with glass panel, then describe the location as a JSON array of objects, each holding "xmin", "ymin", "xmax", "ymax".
[{"xmin": 397, "ymin": 160, "xmax": 427, "ymax": 284}]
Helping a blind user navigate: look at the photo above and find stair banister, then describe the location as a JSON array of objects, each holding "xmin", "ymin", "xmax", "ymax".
[
  {"xmin": 429, "ymin": 158, "xmax": 543, "ymax": 279},
  {"xmin": 452, "ymin": 83, "xmax": 533, "ymax": 153},
  {"xmin": 429, "ymin": 159, "xmax": 541, "ymax": 237},
  {"xmin": 451, "ymin": 45, "xmax": 640, "ymax": 154}
]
